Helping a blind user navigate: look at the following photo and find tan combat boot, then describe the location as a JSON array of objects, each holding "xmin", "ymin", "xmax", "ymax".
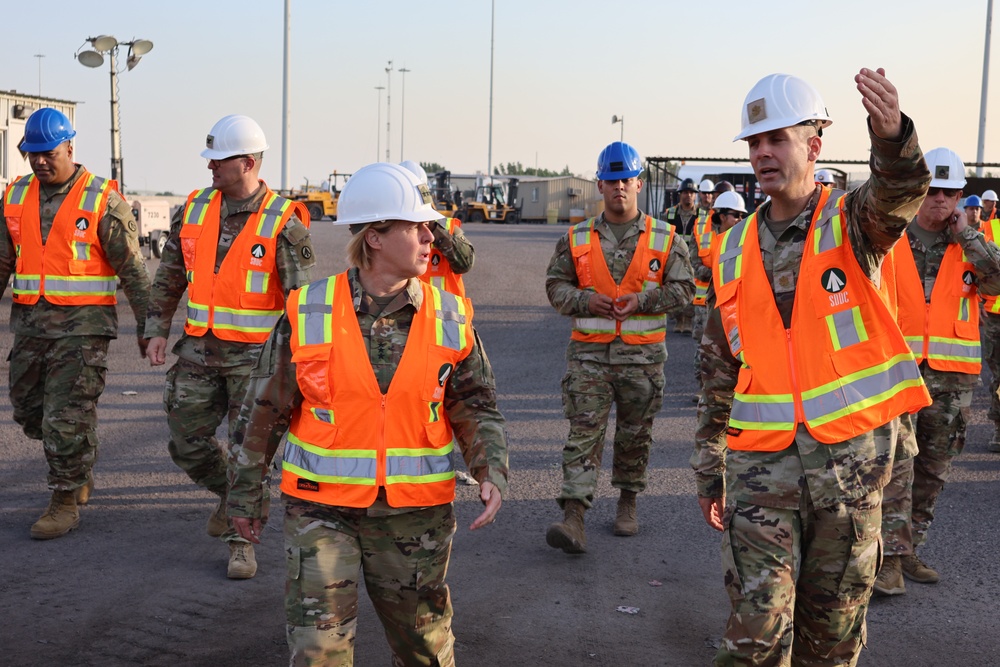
[
  {"xmin": 901, "ymin": 552, "xmax": 939, "ymax": 583},
  {"xmin": 30, "ymin": 490, "xmax": 80, "ymax": 540},
  {"xmin": 207, "ymin": 493, "xmax": 229, "ymax": 537},
  {"xmin": 228, "ymin": 542, "xmax": 257, "ymax": 579},
  {"xmin": 75, "ymin": 473, "xmax": 95, "ymax": 506},
  {"xmin": 546, "ymin": 500, "xmax": 587, "ymax": 554},
  {"xmin": 873, "ymin": 555, "xmax": 905, "ymax": 596},
  {"xmin": 613, "ymin": 490, "xmax": 638, "ymax": 536}
]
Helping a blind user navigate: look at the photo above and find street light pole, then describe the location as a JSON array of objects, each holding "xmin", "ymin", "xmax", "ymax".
[
  {"xmin": 978, "ymin": 0, "xmax": 993, "ymax": 177},
  {"xmin": 34, "ymin": 54, "xmax": 44, "ymax": 96},
  {"xmin": 108, "ymin": 48, "xmax": 122, "ymax": 184},
  {"xmin": 385, "ymin": 61, "xmax": 393, "ymax": 162},
  {"xmin": 612, "ymin": 115, "xmax": 624, "ymax": 142},
  {"xmin": 398, "ymin": 67, "xmax": 410, "ymax": 161},
  {"xmin": 375, "ymin": 85, "xmax": 385, "ymax": 161}
]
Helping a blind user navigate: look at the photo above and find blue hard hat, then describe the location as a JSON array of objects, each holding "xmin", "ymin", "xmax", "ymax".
[
  {"xmin": 21, "ymin": 108, "xmax": 76, "ymax": 152},
  {"xmin": 965, "ymin": 195, "xmax": 983, "ymax": 208},
  {"xmin": 596, "ymin": 141, "xmax": 642, "ymax": 180}
]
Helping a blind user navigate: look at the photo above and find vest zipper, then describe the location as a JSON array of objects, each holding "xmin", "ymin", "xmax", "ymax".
[
  {"xmin": 786, "ymin": 328, "xmax": 806, "ymax": 424},
  {"xmin": 377, "ymin": 394, "xmax": 388, "ymax": 488}
]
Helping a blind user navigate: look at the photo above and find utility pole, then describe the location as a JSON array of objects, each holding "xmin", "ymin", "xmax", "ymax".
[
  {"xmin": 375, "ymin": 86, "xmax": 385, "ymax": 161},
  {"xmin": 488, "ymin": 0, "xmax": 495, "ymax": 181},
  {"xmin": 34, "ymin": 54, "xmax": 44, "ymax": 96},
  {"xmin": 281, "ymin": 0, "xmax": 291, "ymax": 191},
  {"xmin": 385, "ymin": 61, "xmax": 393, "ymax": 162},
  {"xmin": 978, "ymin": 0, "xmax": 993, "ymax": 177},
  {"xmin": 398, "ymin": 67, "xmax": 410, "ymax": 160}
]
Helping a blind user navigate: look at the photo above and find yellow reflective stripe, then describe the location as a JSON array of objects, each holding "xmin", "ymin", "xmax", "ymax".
[
  {"xmin": 385, "ymin": 472, "xmax": 455, "ymax": 484},
  {"xmin": 825, "ymin": 314, "xmax": 842, "ymax": 351},
  {"xmin": 386, "ymin": 443, "xmax": 455, "ymax": 458}
]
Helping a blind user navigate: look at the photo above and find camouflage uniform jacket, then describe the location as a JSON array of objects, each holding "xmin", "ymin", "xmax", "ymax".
[
  {"xmin": 906, "ymin": 220, "xmax": 1000, "ymax": 387},
  {"xmin": 545, "ymin": 210, "xmax": 696, "ymax": 365},
  {"xmin": 0, "ymin": 165, "xmax": 149, "ymax": 339},
  {"xmin": 432, "ymin": 218, "xmax": 474, "ymax": 273},
  {"xmin": 144, "ymin": 183, "xmax": 315, "ymax": 367},
  {"xmin": 664, "ymin": 204, "xmax": 707, "ymax": 238},
  {"xmin": 227, "ymin": 267, "xmax": 510, "ymax": 519},
  {"xmin": 692, "ymin": 115, "xmax": 931, "ymax": 507}
]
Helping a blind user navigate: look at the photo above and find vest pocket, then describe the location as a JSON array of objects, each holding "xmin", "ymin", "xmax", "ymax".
[
  {"xmin": 954, "ymin": 317, "xmax": 978, "ymax": 341},
  {"xmin": 240, "ymin": 292, "xmax": 279, "ymax": 310},
  {"xmin": 68, "ymin": 259, "xmax": 101, "ymax": 275},
  {"xmin": 291, "ymin": 346, "xmax": 332, "ymax": 405}
]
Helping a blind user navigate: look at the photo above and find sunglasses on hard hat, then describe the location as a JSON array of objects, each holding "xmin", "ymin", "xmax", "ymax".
[{"xmin": 927, "ymin": 187, "xmax": 960, "ymax": 197}]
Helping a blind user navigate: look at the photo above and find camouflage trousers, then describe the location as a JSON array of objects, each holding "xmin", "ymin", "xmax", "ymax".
[
  {"xmin": 911, "ymin": 369, "xmax": 973, "ymax": 548},
  {"xmin": 284, "ymin": 498, "xmax": 456, "ymax": 667},
  {"xmin": 692, "ymin": 305, "xmax": 708, "ymax": 385},
  {"xmin": 879, "ymin": 414, "xmax": 917, "ymax": 556},
  {"xmin": 982, "ymin": 313, "xmax": 1000, "ymax": 428},
  {"xmin": 9, "ymin": 335, "xmax": 109, "ymax": 491},
  {"xmin": 558, "ymin": 359, "xmax": 664, "ymax": 508},
  {"xmin": 715, "ymin": 492, "xmax": 881, "ymax": 667}
]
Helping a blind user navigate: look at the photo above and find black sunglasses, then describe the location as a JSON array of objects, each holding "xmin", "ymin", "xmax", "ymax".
[
  {"xmin": 721, "ymin": 210, "xmax": 745, "ymax": 219},
  {"xmin": 927, "ymin": 187, "xmax": 960, "ymax": 197}
]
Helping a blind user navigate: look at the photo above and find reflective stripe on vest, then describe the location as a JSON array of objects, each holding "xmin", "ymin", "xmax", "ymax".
[
  {"xmin": 183, "ymin": 188, "xmax": 215, "ymax": 226},
  {"xmin": 432, "ymin": 287, "xmax": 469, "ymax": 350},
  {"xmin": 284, "ymin": 432, "xmax": 378, "ymax": 485},
  {"xmin": 5, "ymin": 175, "xmax": 31, "ymax": 206},
  {"xmin": 983, "ymin": 219, "xmax": 1000, "ymax": 313}
]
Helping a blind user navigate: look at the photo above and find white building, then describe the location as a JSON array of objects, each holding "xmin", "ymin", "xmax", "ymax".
[{"xmin": 0, "ymin": 91, "xmax": 78, "ymax": 192}]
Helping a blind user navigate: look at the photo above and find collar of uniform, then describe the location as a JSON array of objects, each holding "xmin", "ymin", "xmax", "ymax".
[
  {"xmin": 758, "ymin": 185, "xmax": 822, "ymax": 233},
  {"xmin": 37, "ymin": 164, "xmax": 85, "ymax": 201},
  {"xmin": 220, "ymin": 181, "xmax": 267, "ymax": 219},
  {"xmin": 348, "ymin": 267, "xmax": 424, "ymax": 315},
  {"xmin": 907, "ymin": 216, "xmax": 953, "ymax": 252},
  {"xmin": 597, "ymin": 210, "xmax": 644, "ymax": 235}
]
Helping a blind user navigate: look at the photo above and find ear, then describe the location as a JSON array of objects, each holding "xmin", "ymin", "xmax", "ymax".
[
  {"xmin": 807, "ymin": 134, "xmax": 822, "ymax": 162},
  {"xmin": 365, "ymin": 227, "xmax": 383, "ymax": 251},
  {"xmin": 635, "ymin": 178, "xmax": 644, "ymax": 194},
  {"xmin": 597, "ymin": 180, "xmax": 606, "ymax": 194}
]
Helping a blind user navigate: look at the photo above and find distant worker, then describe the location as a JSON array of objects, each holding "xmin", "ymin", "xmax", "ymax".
[
  {"xmin": 875, "ymin": 148, "xmax": 1000, "ymax": 595},
  {"xmin": 815, "ymin": 168, "xmax": 836, "ymax": 186},
  {"xmin": 144, "ymin": 114, "xmax": 315, "ymax": 579},
  {"xmin": 982, "ymin": 189, "xmax": 998, "ymax": 223},
  {"xmin": 226, "ymin": 162, "xmax": 509, "ymax": 664},
  {"xmin": 690, "ymin": 181, "xmax": 737, "ymax": 348},
  {"xmin": 0, "ymin": 108, "xmax": 151, "ymax": 539},
  {"xmin": 693, "ymin": 70, "xmax": 932, "ymax": 665},
  {"xmin": 545, "ymin": 141, "xmax": 695, "ymax": 553},
  {"xmin": 964, "ymin": 194, "xmax": 983, "ymax": 229},
  {"xmin": 698, "ymin": 178, "xmax": 716, "ymax": 210},
  {"xmin": 399, "ymin": 159, "xmax": 475, "ymax": 298},
  {"xmin": 664, "ymin": 178, "xmax": 706, "ymax": 332}
]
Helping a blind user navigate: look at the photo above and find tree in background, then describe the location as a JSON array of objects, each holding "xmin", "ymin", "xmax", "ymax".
[
  {"xmin": 494, "ymin": 162, "xmax": 575, "ymax": 178},
  {"xmin": 420, "ymin": 162, "xmax": 446, "ymax": 174}
]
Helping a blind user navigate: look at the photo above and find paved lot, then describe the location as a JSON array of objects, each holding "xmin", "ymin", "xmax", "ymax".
[{"xmin": 1, "ymin": 222, "xmax": 998, "ymax": 666}]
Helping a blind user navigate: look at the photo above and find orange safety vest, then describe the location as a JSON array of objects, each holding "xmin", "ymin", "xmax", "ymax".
[
  {"xmin": 982, "ymin": 219, "xmax": 1000, "ymax": 315},
  {"xmin": 281, "ymin": 273, "xmax": 475, "ymax": 508},
  {"xmin": 712, "ymin": 189, "xmax": 930, "ymax": 451},
  {"xmin": 568, "ymin": 215, "xmax": 674, "ymax": 344},
  {"xmin": 892, "ymin": 229, "xmax": 981, "ymax": 374},
  {"xmin": 692, "ymin": 211, "xmax": 716, "ymax": 305},
  {"xmin": 179, "ymin": 183, "xmax": 307, "ymax": 343},
  {"xmin": 3, "ymin": 170, "xmax": 119, "ymax": 305},
  {"xmin": 420, "ymin": 217, "xmax": 465, "ymax": 297}
]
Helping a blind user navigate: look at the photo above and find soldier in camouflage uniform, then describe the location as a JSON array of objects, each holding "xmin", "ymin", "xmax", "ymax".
[
  {"xmin": 0, "ymin": 108, "xmax": 150, "ymax": 539},
  {"xmin": 873, "ymin": 148, "xmax": 1000, "ymax": 594},
  {"xmin": 144, "ymin": 115, "xmax": 314, "ymax": 579},
  {"xmin": 692, "ymin": 70, "xmax": 930, "ymax": 665},
  {"xmin": 663, "ymin": 177, "xmax": 705, "ymax": 333},
  {"xmin": 227, "ymin": 162, "xmax": 508, "ymax": 666},
  {"xmin": 545, "ymin": 141, "xmax": 694, "ymax": 554}
]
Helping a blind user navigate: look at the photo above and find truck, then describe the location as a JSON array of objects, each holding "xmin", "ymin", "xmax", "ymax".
[
  {"xmin": 458, "ymin": 177, "xmax": 520, "ymax": 224},
  {"xmin": 288, "ymin": 172, "xmax": 351, "ymax": 222},
  {"xmin": 130, "ymin": 197, "xmax": 172, "ymax": 258},
  {"xmin": 429, "ymin": 170, "xmax": 459, "ymax": 218}
]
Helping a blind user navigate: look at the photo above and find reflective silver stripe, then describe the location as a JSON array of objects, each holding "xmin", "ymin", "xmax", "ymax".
[
  {"xmin": 79, "ymin": 176, "xmax": 108, "ymax": 213},
  {"xmin": 187, "ymin": 302, "xmax": 210, "ymax": 325},
  {"xmin": 906, "ymin": 336, "xmax": 925, "ymax": 358},
  {"xmin": 301, "ymin": 278, "xmax": 335, "ymax": 345},
  {"xmin": 213, "ymin": 308, "xmax": 281, "ymax": 332},
  {"xmin": 284, "ymin": 441, "xmax": 377, "ymax": 480},
  {"xmin": 311, "ymin": 408, "xmax": 334, "ymax": 424},
  {"xmin": 6, "ymin": 176, "xmax": 32, "ymax": 205},
  {"xmin": 183, "ymin": 189, "xmax": 217, "ymax": 226},
  {"xmin": 694, "ymin": 283, "xmax": 709, "ymax": 299},
  {"xmin": 385, "ymin": 449, "xmax": 455, "ymax": 477},
  {"xmin": 572, "ymin": 316, "xmax": 617, "ymax": 334},
  {"xmin": 959, "ymin": 298, "xmax": 970, "ymax": 322},
  {"xmin": 731, "ymin": 398, "xmax": 796, "ymax": 425},
  {"xmin": 727, "ymin": 326, "xmax": 743, "ymax": 356},
  {"xmin": 829, "ymin": 308, "xmax": 863, "ymax": 349},
  {"xmin": 718, "ymin": 218, "xmax": 748, "ymax": 286},
  {"xmin": 13, "ymin": 277, "xmax": 41, "ymax": 293},
  {"xmin": 620, "ymin": 316, "xmax": 666, "ymax": 334},
  {"xmin": 74, "ymin": 242, "xmax": 90, "ymax": 260},
  {"xmin": 569, "ymin": 220, "xmax": 593, "ymax": 248},
  {"xmin": 800, "ymin": 359, "xmax": 924, "ymax": 423},
  {"xmin": 430, "ymin": 277, "xmax": 446, "ymax": 291},
  {"xmin": 247, "ymin": 271, "xmax": 267, "ymax": 294},
  {"xmin": 647, "ymin": 219, "xmax": 672, "ymax": 252},
  {"xmin": 44, "ymin": 277, "xmax": 116, "ymax": 294},
  {"xmin": 435, "ymin": 289, "xmax": 464, "ymax": 350},
  {"xmin": 814, "ymin": 214, "xmax": 840, "ymax": 253},
  {"xmin": 927, "ymin": 339, "xmax": 981, "ymax": 361},
  {"xmin": 257, "ymin": 194, "xmax": 292, "ymax": 238}
]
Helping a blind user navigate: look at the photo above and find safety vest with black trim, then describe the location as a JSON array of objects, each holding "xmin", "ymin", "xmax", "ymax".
[
  {"xmin": 691, "ymin": 211, "xmax": 716, "ymax": 305},
  {"xmin": 665, "ymin": 206, "xmax": 707, "ymax": 238},
  {"xmin": 712, "ymin": 188, "xmax": 930, "ymax": 452},
  {"xmin": 568, "ymin": 215, "xmax": 674, "ymax": 344},
  {"xmin": 892, "ymin": 228, "xmax": 981, "ymax": 374},
  {"xmin": 179, "ymin": 184, "xmax": 307, "ymax": 343},
  {"xmin": 420, "ymin": 217, "xmax": 465, "ymax": 297},
  {"xmin": 3, "ymin": 170, "xmax": 119, "ymax": 305},
  {"xmin": 981, "ymin": 219, "xmax": 1000, "ymax": 316},
  {"xmin": 281, "ymin": 273, "xmax": 475, "ymax": 508}
]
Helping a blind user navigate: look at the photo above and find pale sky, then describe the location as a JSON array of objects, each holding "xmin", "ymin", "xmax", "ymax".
[{"xmin": 4, "ymin": 1, "xmax": 996, "ymax": 194}]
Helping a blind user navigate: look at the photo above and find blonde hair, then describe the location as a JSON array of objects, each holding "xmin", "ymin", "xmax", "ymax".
[{"xmin": 345, "ymin": 220, "xmax": 395, "ymax": 269}]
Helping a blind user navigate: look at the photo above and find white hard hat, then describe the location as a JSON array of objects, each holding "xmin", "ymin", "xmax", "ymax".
[
  {"xmin": 815, "ymin": 169, "xmax": 835, "ymax": 184},
  {"xmin": 713, "ymin": 191, "xmax": 747, "ymax": 214},
  {"xmin": 699, "ymin": 178, "xmax": 715, "ymax": 193},
  {"xmin": 399, "ymin": 160, "xmax": 429, "ymax": 186},
  {"xmin": 734, "ymin": 73, "xmax": 833, "ymax": 142},
  {"xmin": 924, "ymin": 147, "xmax": 967, "ymax": 189},
  {"xmin": 201, "ymin": 115, "xmax": 268, "ymax": 159},
  {"xmin": 334, "ymin": 162, "xmax": 440, "ymax": 226},
  {"xmin": 983, "ymin": 189, "xmax": 998, "ymax": 201}
]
